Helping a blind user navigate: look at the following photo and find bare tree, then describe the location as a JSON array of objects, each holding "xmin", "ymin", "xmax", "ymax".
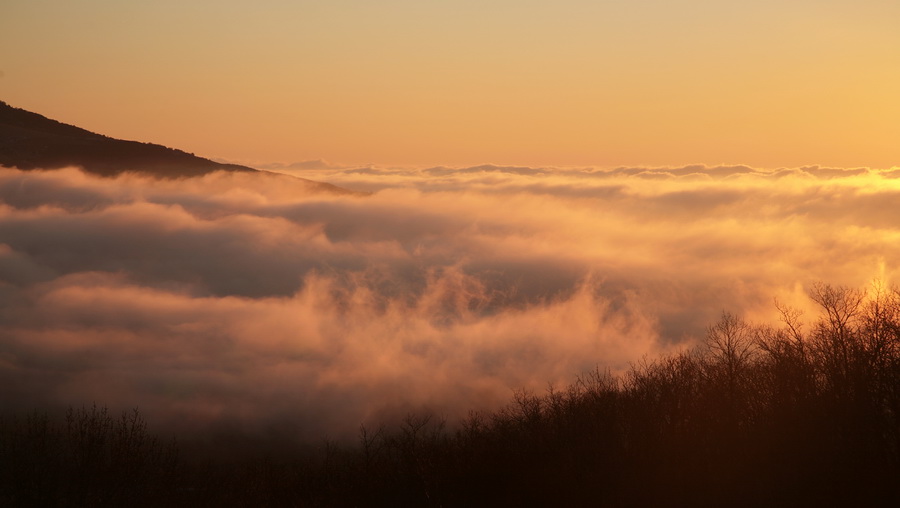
[
  {"xmin": 808, "ymin": 283, "xmax": 865, "ymax": 393},
  {"xmin": 706, "ymin": 311, "xmax": 756, "ymax": 382}
]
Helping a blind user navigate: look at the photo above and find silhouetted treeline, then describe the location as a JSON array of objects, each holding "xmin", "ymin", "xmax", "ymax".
[
  {"xmin": 3, "ymin": 283, "xmax": 900, "ymax": 506},
  {"xmin": 0, "ymin": 405, "xmax": 178, "ymax": 507}
]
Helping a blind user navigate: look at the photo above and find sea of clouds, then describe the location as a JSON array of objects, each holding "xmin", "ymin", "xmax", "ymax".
[{"xmin": 2, "ymin": 163, "xmax": 899, "ymax": 440}]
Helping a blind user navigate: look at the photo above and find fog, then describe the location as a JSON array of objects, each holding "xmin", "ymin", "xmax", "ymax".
[{"xmin": 1, "ymin": 164, "xmax": 898, "ymax": 439}]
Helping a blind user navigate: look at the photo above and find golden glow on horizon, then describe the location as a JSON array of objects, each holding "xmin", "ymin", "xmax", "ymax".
[{"xmin": 2, "ymin": 0, "xmax": 899, "ymax": 167}]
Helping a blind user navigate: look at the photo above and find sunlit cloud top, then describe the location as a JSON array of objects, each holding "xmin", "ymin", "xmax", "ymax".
[{"xmin": 2, "ymin": 164, "xmax": 900, "ymax": 438}]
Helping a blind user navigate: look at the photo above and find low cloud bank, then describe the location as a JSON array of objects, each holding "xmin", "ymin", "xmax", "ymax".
[{"xmin": 1, "ymin": 164, "xmax": 898, "ymax": 439}]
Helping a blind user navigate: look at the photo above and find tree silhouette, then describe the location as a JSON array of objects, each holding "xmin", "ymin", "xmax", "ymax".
[{"xmin": 4, "ymin": 283, "xmax": 900, "ymax": 506}]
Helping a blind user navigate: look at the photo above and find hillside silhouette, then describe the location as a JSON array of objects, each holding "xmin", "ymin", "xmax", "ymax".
[{"xmin": 0, "ymin": 101, "xmax": 256, "ymax": 177}]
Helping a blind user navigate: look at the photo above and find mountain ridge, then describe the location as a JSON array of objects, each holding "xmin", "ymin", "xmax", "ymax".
[
  {"xmin": 0, "ymin": 101, "xmax": 355, "ymax": 196},
  {"xmin": 0, "ymin": 100, "xmax": 263, "ymax": 178}
]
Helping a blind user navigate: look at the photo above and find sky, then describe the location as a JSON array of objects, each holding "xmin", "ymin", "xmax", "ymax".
[{"xmin": 2, "ymin": 0, "xmax": 900, "ymax": 168}]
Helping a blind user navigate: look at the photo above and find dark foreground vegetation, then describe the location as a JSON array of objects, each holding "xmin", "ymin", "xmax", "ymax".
[{"xmin": 3, "ymin": 283, "xmax": 900, "ymax": 506}]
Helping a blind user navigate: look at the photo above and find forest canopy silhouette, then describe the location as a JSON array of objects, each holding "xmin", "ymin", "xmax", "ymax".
[{"xmin": 3, "ymin": 282, "xmax": 899, "ymax": 506}]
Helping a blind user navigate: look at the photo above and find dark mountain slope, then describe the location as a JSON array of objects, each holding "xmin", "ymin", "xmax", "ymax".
[
  {"xmin": 0, "ymin": 101, "xmax": 257, "ymax": 178},
  {"xmin": 0, "ymin": 101, "xmax": 358, "ymax": 195}
]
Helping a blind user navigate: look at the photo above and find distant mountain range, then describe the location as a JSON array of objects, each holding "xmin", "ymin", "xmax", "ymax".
[{"xmin": 0, "ymin": 101, "xmax": 351, "ymax": 195}]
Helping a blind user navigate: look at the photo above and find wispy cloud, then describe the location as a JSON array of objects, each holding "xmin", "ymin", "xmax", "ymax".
[{"xmin": 1, "ymin": 164, "xmax": 897, "ymax": 439}]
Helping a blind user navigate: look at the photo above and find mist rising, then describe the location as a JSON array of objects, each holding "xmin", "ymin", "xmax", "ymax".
[{"xmin": 2, "ymin": 164, "xmax": 898, "ymax": 438}]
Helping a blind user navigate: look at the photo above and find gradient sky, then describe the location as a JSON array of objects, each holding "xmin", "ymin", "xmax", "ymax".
[{"xmin": 2, "ymin": 0, "xmax": 899, "ymax": 167}]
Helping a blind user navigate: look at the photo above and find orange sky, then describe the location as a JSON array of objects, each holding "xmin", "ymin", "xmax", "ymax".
[{"xmin": 2, "ymin": 0, "xmax": 899, "ymax": 168}]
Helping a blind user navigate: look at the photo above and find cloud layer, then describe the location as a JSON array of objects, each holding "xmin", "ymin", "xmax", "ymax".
[{"xmin": 2, "ymin": 164, "xmax": 899, "ymax": 439}]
